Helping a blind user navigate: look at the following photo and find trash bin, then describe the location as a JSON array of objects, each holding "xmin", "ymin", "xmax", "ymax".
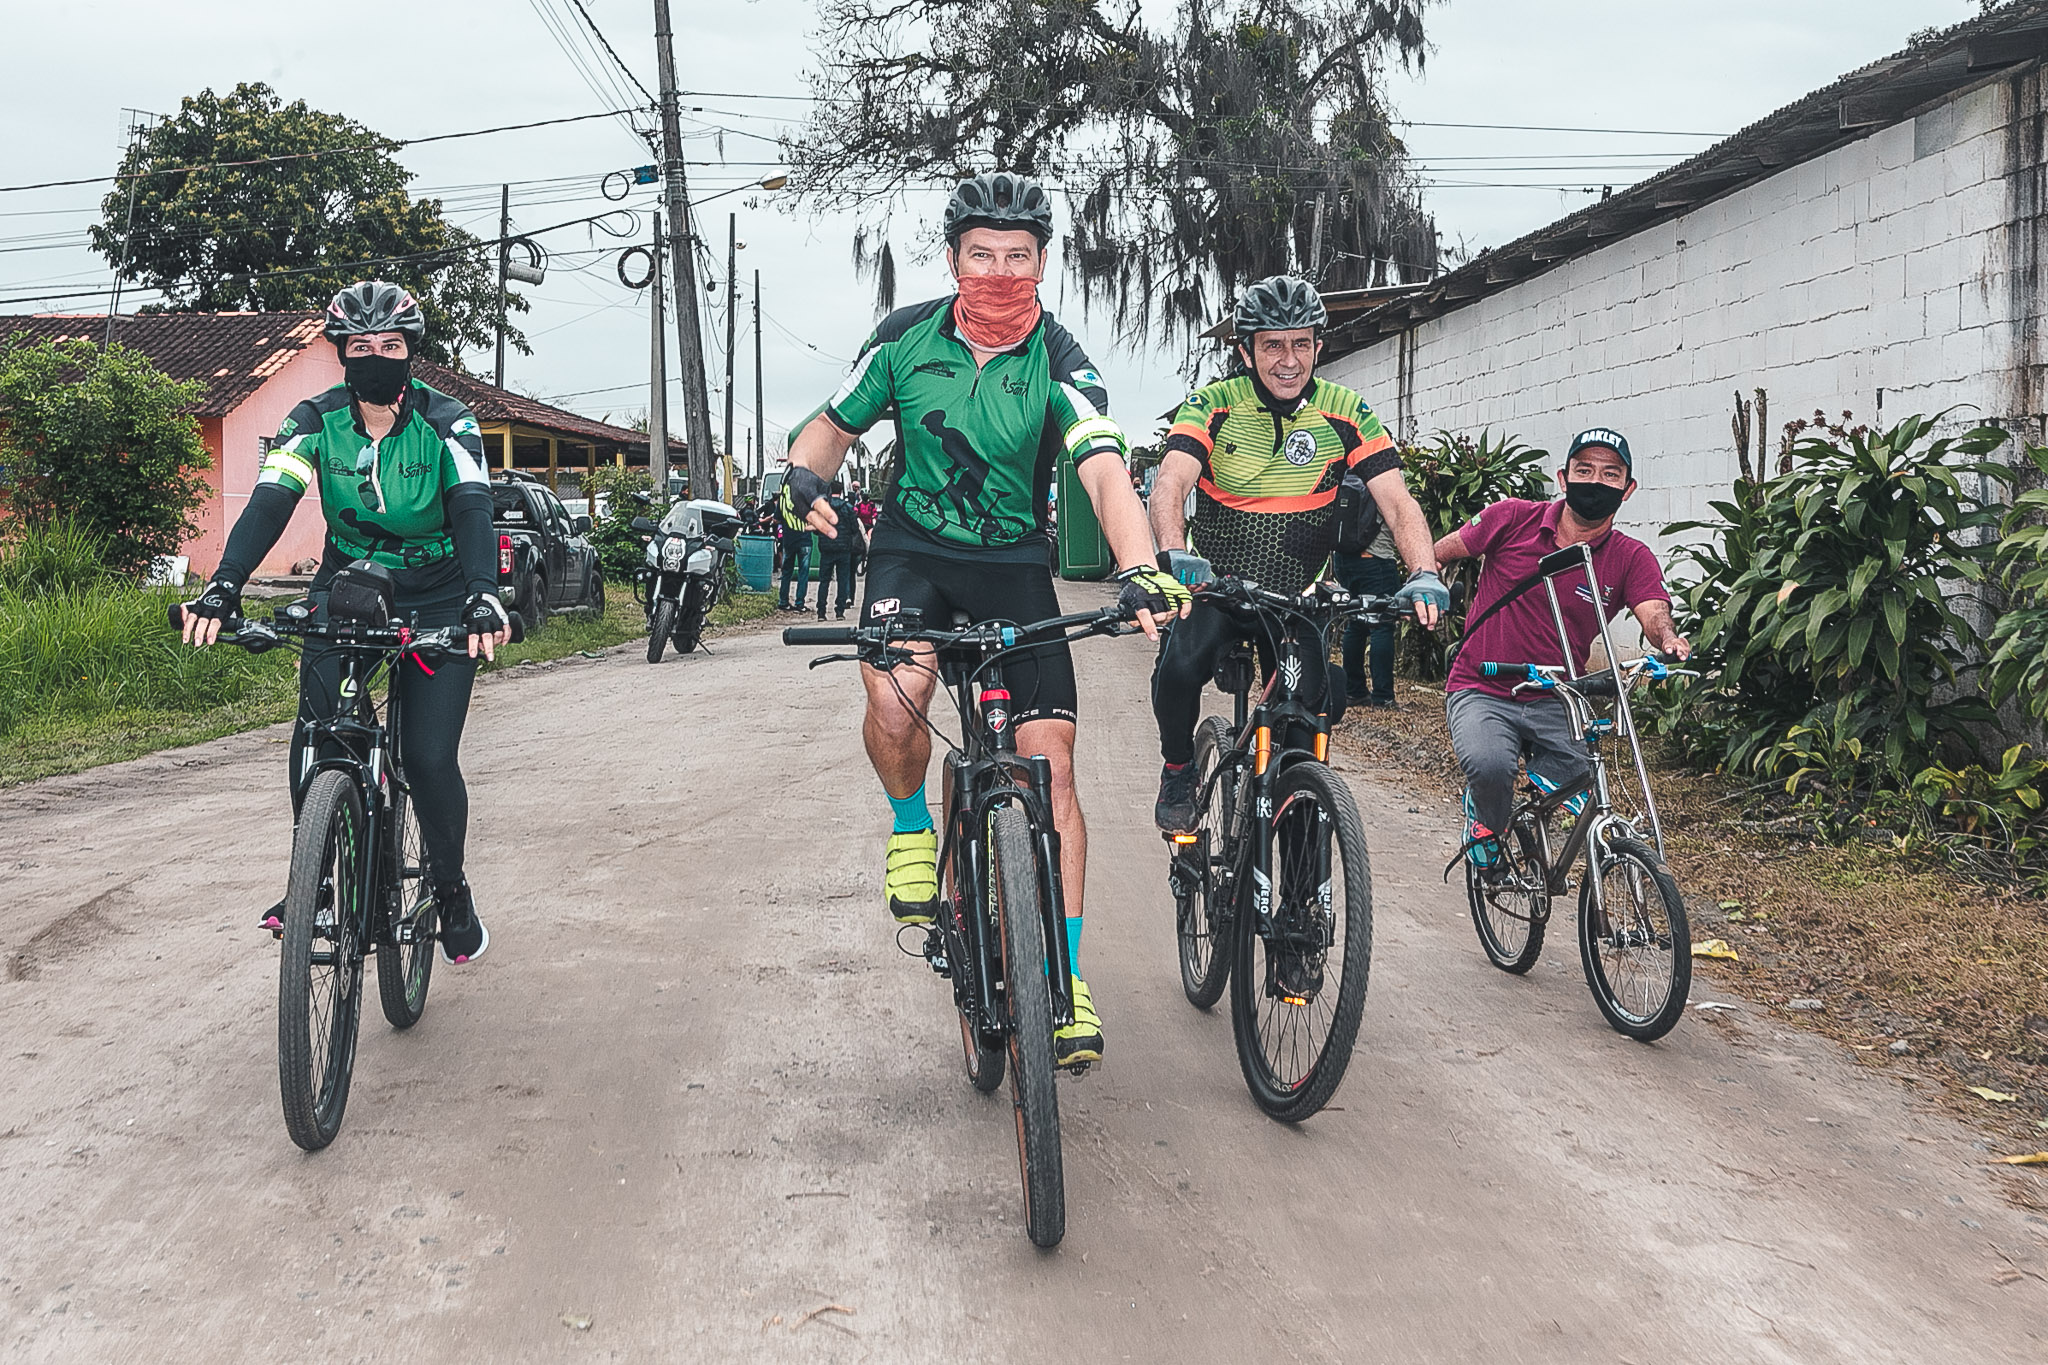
[
  {"xmin": 1056, "ymin": 450, "xmax": 1113, "ymax": 580},
  {"xmin": 735, "ymin": 534, "xmax": 776, "ymax": 591}
]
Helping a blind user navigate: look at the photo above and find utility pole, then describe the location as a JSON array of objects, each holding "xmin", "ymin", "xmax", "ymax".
[
  {"xmin": 723, "ymin": 213, "xmax": 738, "ymax": 504},
  {"xmin": 494, "ymin": 183, "xmax": 510, "ymax": 388},
  {"xmin": 753, "ymin": 268, "xmax": 765, "ymax": 483},
  {"xmin": 1307, "ymin": 193, "xmax": 1327, "ymax": 284},
  {"xmin": 653, "ymin": 0, "xmax": 716, "ymax": 500},
  {"xmin": 106, "ymin": 110, "xmax": 156, "ymax": 349},
  {"xmin": 647, "ymin": 209, "xmax": 668, "ymax": 501}
]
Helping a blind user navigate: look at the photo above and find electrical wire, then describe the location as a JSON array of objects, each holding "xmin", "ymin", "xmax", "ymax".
[
  {"xmin": 565, "ymin": 0, "xmax": 658, "ymax": 107},
  {"xmin": 0, "ymin": 108, "xmax": 647, "ymax": 195}
]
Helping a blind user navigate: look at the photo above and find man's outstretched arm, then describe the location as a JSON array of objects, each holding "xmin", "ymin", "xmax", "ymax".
[{"xmin": 1633, "ymin": 598, "xmax": 1691, "ymax": 660}]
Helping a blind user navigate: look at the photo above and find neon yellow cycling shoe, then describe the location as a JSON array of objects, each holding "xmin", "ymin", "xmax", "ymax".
[
  {"xmin": 1055, "ymin": 975, "xmax": 1103, "ymax": 1069},
  {"xmin": 884, "ymin": 828, "xmax": 940, "ymax": 924}
]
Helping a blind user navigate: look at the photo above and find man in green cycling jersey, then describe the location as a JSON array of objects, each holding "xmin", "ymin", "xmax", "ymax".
[
  {"xmin": 1147, "ymin": 275, "xmax": 1449, "ymax": 831},
  {"xmin": 781, "ymin": 171, "xmax": 1189, "ymax": 1068},
  {"xmin": 180, "ymin": 281, "xmax": 509, "ymax": 964}
]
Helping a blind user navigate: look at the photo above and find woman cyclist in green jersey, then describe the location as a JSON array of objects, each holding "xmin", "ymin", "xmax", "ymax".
[{"xmin": 179, "ymin": 280, "xmax": 510, "ymax": 964}]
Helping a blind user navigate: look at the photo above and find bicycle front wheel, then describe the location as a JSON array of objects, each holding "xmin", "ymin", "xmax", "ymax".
[
  {"xmin": 1578, "ymin": 836, "xmax": 1691, "ymax": 1041},
  {"xmin": 279, "ymin": 770, "xmax": 367, "ymax": 1151},
  {"xmin": 1230, "ymin": 761, "xmax": 1372, "ymax": 1122},
  {"xmin": 375, "ymin": 780, "xmax": 435, "ymax": 1030},
  {"xmin": 1468, "ymin": 813, "xmax": 1549, "ymax": 973},
  {"xmin": 990, "ymin": 804, "xmax": 1063, "ymax": 1248},
  {"xmin": 1177, "ymin": 717, "xmax": 1239, "ymax": 1009}
]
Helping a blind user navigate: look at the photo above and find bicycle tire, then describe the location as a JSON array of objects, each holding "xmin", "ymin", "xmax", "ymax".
[
  {"xmin": 279, "ymin": 770, "xmax": 367, "ymax": 1151},
  {"xmin": 959, "ymin": 1012, "xmax": 1006, "ymax": 1093},
  {"xmin": 1578, "ymin": 836, "xmax": 1691, "ymax": 1042},
  {"xmin": 673, "ymin": 579, "xmax": 706, "ymax": 654},
  {"xmin": 375, "ymin": 780, "xmax": 435, "ymax": 1030},
  {"xmin": 646, "ymin": 597, "xmax": 676, "ymax": 663},
  {"xmin": 1467, "ymin": 813, "xmax": 1549, "ymax": 974},
  {"xmin": 1178, "ymin": 717, "xmax": 1238, "ymax": 1009},
  {"xmin": 1230, "ymin": 761, "xmax": 1372, "ymax": 1123},
  {"xmin": 990, "ymin": 803, "xmax": 1064, "ymax": 1247}
]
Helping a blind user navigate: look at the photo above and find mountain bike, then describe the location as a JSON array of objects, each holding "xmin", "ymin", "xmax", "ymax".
[
  {"xmin": 1163, "ymin": 575, "xmax": 1409, "ymax": 1122},
  {"xmin": 169, "ymin": 594, "xmax": 522, "ymax": 1150},
  {"xmin": 785, "ymin": 597, "xmax": 1138, "ymax": 1248},
  {"xmin": 1457, "ymin": 542, "xmax": 1698, "ymax": 1042}
]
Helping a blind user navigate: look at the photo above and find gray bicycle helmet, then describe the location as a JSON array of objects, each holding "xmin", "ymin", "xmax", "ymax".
[
  {"xmin": 324, "ymin": 280, "xmax": 426, "ymax": 351},
  {"xmin": 1233, "ymin": 274, "xmax": 1328, "ymax": 337},
  {"xmin": 942, "ymin": 172, "xmax": 1055, "ymax": 244}
]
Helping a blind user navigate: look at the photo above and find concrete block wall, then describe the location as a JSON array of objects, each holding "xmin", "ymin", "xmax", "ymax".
[{"xmin": 1328, "ymin": 77, "xmax": 2025, "ymax": 553}]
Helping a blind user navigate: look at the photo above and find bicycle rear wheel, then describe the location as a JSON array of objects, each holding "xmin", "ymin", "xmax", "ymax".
[
  {"xmin": 279, "ymin": 770, "xmax": 367, "ymax": 1151},
  {"xmin": 990, "ymin": 804, "xmax": 1063, "ymax": 1247},
  {"xmin": 375, "ymin": 779, "xmax": 435, "ymax": 1029},
  {"xmin": 1468, "ymin": 812, "xmax": 1549, "ymax": 974},
  {"xmin": 1578, "ymin": 836, "xmax": 1690, "ymax": 1041},
  {"xmin": 1230, "ymin": 761, "xmax": 1372, "ymax": 1122},
  {"xmin": 1177, "ymin": 717, "xmax": 1239, "ymax": 1009}
]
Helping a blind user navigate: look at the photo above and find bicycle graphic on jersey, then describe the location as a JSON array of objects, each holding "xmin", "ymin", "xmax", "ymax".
[{"xmin": 901, "ymin": 411, "xmax": 1033, "ymax": 546}]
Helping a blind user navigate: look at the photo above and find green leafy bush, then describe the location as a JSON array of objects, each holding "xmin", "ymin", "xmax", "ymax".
[
  {"xmin": 0, "ymin": 337, "xmax": 213, "ymax": 577},
  {"xmin": 580, "ymin": 465, "xmax": 657, "ymax": 586},
  {"xmin": 1986, "ymin": 442, "xmax": 2048, "ymax": 720},
  {"xmin": 1664, "ymin": 413, "xmax": 2013, "ymax": 784},
  {"xmin": 0, "ymin": 519, "xmax": 117, "ymax": 595},
  {"xmin": 1400, "ymin": 429, "xmax": 1551, "ymax": 678},
  {"xmin": 1905, "ymin": 745, "xmax": 2048, "ymax": 891}
]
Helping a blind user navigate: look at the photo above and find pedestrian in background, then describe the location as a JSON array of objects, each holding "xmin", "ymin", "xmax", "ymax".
[
  {"xmin": 1334, "ymin": 507, "xmax": 1402, "ymax": 708},
  {"xmin": 778, "ymin": 503, "xmax": 813, "ymax": 612},
  {"xmin": 815, "ymin": 480, "xmax": 859, "ymax": 619}
]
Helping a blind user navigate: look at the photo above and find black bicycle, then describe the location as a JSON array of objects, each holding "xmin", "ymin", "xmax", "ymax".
[
  {"xmin": 169, "ymin": 593, "xmax": 522, "ymax": 1150},
  {"xmin": 1164, "ymin": 575, "xmax": 1407, "ymax": 1121},
  {"xmin": 785, "ymin": 599, "xmax": 1137, "ymax": 1248}
]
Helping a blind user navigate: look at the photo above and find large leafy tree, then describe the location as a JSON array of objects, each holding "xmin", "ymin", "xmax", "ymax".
[
  {"xmin": 790, "ymin": 0, "xmax": 1440, "ymax": 338},
  {"xmin": 90, "ymin": 83, "xmax": 523, "ymax": 368}
]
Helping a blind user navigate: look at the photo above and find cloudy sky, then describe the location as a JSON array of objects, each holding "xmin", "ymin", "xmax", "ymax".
[{"xmin": 1, "ymin": 0, "xmax": 1983, "ymax": 456}]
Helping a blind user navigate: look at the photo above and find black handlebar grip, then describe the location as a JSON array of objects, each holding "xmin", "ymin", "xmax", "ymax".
[
  {"xmin": 783, "ymin": 625, "xmax": 856, "ymax": 645},
  {"xmin": 1482, "ymin": 662, "xmax": 1504, "ymax": 676},
  {"xmin": 167, "ymin": 602, "xmax": 185, "ymax": 629},
  {"xmin": 505, "ymin": 612, "xmax": 526, "ymax": 646}
]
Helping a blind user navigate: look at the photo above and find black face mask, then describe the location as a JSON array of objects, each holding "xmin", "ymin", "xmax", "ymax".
[
  {"xmin": 1563, "ymin": 479, "xmax": 1626, "ymax": 523},
  {"xmin": 344, "ymin": 353, "xmax": 411, "ymax": 406}
]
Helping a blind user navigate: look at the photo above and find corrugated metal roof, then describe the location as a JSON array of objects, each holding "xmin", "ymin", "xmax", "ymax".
[{"xmin": 1322, "ymin": 0, "xmax": 2048, "ymax": 359}]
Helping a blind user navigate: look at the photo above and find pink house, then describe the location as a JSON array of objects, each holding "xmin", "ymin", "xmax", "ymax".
[
  {"xmin": 0, "ymin": 311, "xmax": 680, "ymax": 577},
  {"xmin": 0, "ymin": 312, "xmax": 338, "ymax": 576}
]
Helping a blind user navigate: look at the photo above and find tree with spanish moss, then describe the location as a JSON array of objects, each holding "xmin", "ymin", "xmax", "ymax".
[{"xmin": 789, "ymin": 0, "xmax": 1441, "ymax": 339}]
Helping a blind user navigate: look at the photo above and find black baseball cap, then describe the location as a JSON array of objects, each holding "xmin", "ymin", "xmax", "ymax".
[{"xmin": 1566, "ymin": 427, "xmax": 1633, "ymax": 473}]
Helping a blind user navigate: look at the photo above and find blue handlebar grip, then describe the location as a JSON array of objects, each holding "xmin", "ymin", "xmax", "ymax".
[{"xmin": 1482, "ymin": 662, "xmax": 1503, "ymax": 676}]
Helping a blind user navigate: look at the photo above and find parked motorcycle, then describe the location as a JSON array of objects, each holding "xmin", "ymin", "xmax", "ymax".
[{"xmin": 633, "ymin": 496, "xmax": 744, "ymax": 662}]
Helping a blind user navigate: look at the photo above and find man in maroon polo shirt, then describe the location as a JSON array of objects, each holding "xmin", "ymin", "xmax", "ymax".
[{"xmin": 1434, "ymin": 427, "xmax": 1690, "ymax": 871}]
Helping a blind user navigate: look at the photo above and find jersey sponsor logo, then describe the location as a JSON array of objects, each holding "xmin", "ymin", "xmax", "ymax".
[
  {"xmin": 911, "ymin": 359, "xmax": 960, "ymax": 379},
  {"xmin": 1001, "ymin": 374, "xmax": 1028, "ymax": 396},
  {"xmin": 276, "ymin": 416, "xmax": 297, "ymax": 440},
  {"xmin": 1071, "ymin": 368, "xmax": 1102, "ymax": 388},
  {"xmin": 451, "ymin": 416, "xmax": 480, "ymax": 437},
  {"xmin": 1283, "ymin": 429, "xmax": 1318, "ymax": 466},
  {"xmin": 870, "ymin": 597, "xmax": 902, "ymax": 619},
  {"xmin": 1574, "ymin": 581, "xmax": 1616, "ymax": 607}
]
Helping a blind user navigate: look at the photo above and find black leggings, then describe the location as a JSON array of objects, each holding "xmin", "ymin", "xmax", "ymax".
[
  {"xmin": 289, "ymin": 586, "xmax": 478, "ymax": 889},
  {"xmin": 1151, "ymin": 597, "xmax": 1338, "ymax": 765}
]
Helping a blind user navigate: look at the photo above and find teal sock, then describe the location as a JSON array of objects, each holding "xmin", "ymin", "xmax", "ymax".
[
  {"xmin": 887, "ymin": 783, "xmax": 933, "ymax": 834},
  {"xmin": 1065, "ymin": 916, "xmax": 1082, "ymax": 975}
]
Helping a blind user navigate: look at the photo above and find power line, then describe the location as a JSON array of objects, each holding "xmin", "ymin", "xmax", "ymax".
[
  {"xmin": 0, "ymin": 108, "xmax": 646, "ymax": 196},
  {"xmin": 525, "ymin": 0, "xmax": 647, "ymax": 136},
  {"xmin": 566, "ymin": 0, "xmax": 657, "ymax": 107}
]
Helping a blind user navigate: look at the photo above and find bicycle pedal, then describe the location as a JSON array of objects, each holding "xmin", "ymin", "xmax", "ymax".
[{"xmin": 393, "ymin": 921, "xmax": 419, "ymax": 946}]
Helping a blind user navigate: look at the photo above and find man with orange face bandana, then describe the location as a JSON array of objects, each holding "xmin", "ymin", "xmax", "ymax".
[{"xmin": 780, "ymin": 171, "xmax": 1187, "ymax": 1069}]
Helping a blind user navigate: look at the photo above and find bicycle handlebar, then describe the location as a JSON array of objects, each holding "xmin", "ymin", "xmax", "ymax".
[
  {"xmin": 168, "ymin": 603, "xmax": 527, "ymax": 650},
  {"xmin": 781, "ymin": 604, "xmax": 1136, "ymax": 655},
  {"xmin": 1195, "ymin": 574, "xmax": 1409, "ymax": 623}
]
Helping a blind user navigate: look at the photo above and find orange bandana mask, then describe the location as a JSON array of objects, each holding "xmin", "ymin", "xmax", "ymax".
[{"xmin": 953, "ymin": 274, "xmax": 1042, "ymax": 351}]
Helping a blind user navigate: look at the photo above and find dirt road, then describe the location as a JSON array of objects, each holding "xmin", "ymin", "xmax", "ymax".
[{"xmin": 4, "ymin": 582, "xmax": 2045, "ymax": 1363}]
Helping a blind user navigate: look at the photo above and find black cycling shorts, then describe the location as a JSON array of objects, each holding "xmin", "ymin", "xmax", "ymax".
[{"xmin": 860, "ymin": 549, "xmax": 1077, "ymax": 725}]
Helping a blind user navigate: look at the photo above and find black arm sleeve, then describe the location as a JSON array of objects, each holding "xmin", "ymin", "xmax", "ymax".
[
  {"xmin": 444, "ymin": 483, "xmax": 499, "ymax": 597},
  {"xmin": 215, "ymin": 481, "xmax": 303, "ymax": 586}
]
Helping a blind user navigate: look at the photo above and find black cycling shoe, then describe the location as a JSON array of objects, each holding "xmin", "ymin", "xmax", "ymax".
[
  {"xmin": 437, "ymin": 881, "xmax": 489, "ymax": 965},
  {"xmin": 1154, "ymin": 762, "xmax": 1198, "ymax": 833}
]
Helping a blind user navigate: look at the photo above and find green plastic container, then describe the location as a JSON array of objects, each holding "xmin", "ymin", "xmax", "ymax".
[
  {"xmin": 734, "ymin": 534, "xmax": 775, "ymax": 591},
  {"xmin": 1056, "ymin": 451, "xmax": 1113, "ymax": 580}
]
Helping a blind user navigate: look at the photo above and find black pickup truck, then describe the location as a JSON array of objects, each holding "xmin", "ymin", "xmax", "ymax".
[{"xmin": 490, "ymin": 472, "xmax": 605, "ymax": 629}]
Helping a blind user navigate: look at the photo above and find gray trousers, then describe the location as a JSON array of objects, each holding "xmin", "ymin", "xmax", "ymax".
[{"xmin": 1445, "ymin": 688, "xmax": 1590, "ymax": 835}]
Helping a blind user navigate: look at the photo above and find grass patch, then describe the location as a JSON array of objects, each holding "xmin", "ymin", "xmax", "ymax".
[
  {"xmin": 1337, "ymin": 677, "xmax": 2048, "ymax": 1158},
  {"xmin": 0, "ymin": 587, "xmax": 783, "ymax": 787}
]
